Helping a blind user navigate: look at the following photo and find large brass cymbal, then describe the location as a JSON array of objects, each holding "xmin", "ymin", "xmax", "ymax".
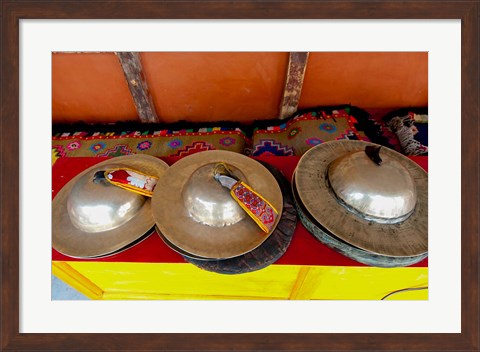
[
  {"xmin": 152, "ymin": 150, "xmax": 283, "ymax": 259},
  {"xmin": 52, "ymin": 155, "xmax": 169, "ymax": 258},
  {"xmin": 292, "ymin": 171, "xmax": 427, "ymax": 267},
  {"xmin": 294, "ymin": 140, "xmax": 427, "ymax": 257}
]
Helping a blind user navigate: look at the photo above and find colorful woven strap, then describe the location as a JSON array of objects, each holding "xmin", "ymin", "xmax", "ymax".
[
  {"xmin": 230, "ymin": 181, "xmax": 278, "ymax": 233},
  {"xmin": 104, "ymin": 168, "xmax": 158, "ymax": 197}
]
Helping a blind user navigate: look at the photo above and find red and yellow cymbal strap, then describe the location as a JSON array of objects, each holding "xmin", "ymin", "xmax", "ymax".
[
  {"xmin": 230, "ymin": 181, "xmax": 278, "ymax": 233},
  {"xmin": 104, "ymin": 168, "xmax": 159, "ymax": 197}
]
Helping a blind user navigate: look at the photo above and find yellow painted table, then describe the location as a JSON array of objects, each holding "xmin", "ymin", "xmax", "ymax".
[{"xmin": 52, "ymin": 156, "xmax": 428, "ymax": 300}]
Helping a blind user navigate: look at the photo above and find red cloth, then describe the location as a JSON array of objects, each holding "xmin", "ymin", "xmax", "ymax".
[{"xmin": 52, "ymin": 156, "xmax": 428, "ymax": 267}]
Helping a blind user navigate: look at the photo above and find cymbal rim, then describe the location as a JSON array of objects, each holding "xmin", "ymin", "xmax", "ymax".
[
  {"xmin": 292, "ymin": 171, "xmax": 428, "ymax": 267},
  {"xmin": 155, "ymin": 226, "xmax": 213, "ymax": 261},
  {"xmin": 294, "ymin": 140, "xmax": 428, "ymax": 257}
]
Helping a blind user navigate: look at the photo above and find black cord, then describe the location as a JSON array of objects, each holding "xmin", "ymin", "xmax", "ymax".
[{"xmin": 381, "ymin": 286, "xmax": 429, "ymax": 300}]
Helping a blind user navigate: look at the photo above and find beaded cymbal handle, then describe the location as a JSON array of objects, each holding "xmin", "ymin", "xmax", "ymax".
[
  {"xmin": 230, "ymin": 181, "xmax": 278, "ymax": 233},
  {"xmin": 214, "ymin": 163, "xmax": 278, "ymax": 233}
]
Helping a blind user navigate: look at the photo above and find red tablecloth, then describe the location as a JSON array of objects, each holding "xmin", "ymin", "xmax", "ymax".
[{"xmin": 52, "ymin": 156, "xmax": 428, "ymax": 267}]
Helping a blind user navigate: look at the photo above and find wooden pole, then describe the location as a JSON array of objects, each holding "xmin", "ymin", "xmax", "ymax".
[
  {"xmin": 115, "ymin": 52, "xmax": 159, "ymax": 123},
  {"xmin": 279, "ymin": 52, "xmax": 309, "ymax": 120}
]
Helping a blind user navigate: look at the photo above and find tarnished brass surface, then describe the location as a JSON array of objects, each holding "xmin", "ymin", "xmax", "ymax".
[
  {"xmin": 292, "ymin": 172, "xmax": 427, "ymax": 267},
  {"xmin": 67, "ymin": 169, "xmax": 146, "ymax": 233},
  {"xmin": 328, "ymin": 150, "xmax": 417, "ymax": 223},
  {"xmin": 294, "ymin": 140, "xmax": 427, "ymax": 257},
  {"xmin": 155, "ymin": 226, "xmax": 210, "ymax": 260},
  {"xmin": 182, "ymin": 164, "xmax": 247, "ymax": 227},
  {"xmin": 152, "ymin": 150, "xmax": 283, "ymax": 259},
  {"xmin": 53, "ymin": 155, "xmax": 169, "ymax": 258}
]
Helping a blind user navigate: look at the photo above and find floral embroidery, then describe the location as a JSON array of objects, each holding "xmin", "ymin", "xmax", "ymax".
[
  {"xmin": 219, "ymin": 137, "xmax": 236, "ymax": 147},
  {"xmin": 319, "ymin": 123, "xmax": 337, "ymax": 134},
  {"xmin": 168, "ymin": 139, "xmax": 183, "ymax": 149},
  {"xmin": 66, "ymin": 141, "xmax": 81, "ymax": 151},
  {"xmin": 306, "ymin": 138, "xmax": 323, "ymax": 146},
  {"xmin": 137, "ymin": 140, "xmax": 152, "ymax": 151},
  {"xmin": 89, "ymin": 142, "xmax": 106, "ymax": 153},
  {"xmin": 287, "ymin": 127, "xmax": 302, "ymax": 139},
  {"xmin": 252, "ymin": 139, "xmax": 294, "ymax": 156}
]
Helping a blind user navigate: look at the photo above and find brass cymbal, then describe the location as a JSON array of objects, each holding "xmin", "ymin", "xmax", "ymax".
[
  {"xmin": 292, "ymin": 171, "xmax": 427, "ymax": 267},
  {"xmin": 155, "ymin": 226, "xmax": 210, "ymax": 260},
  {"xmin": 294, "ymin": 140, "xmax": 427, "ymax": 257},
  {"xmin": 152, "ymin": 150, "xmax": 283, "ymax": 259},
  {"xmin": 52, "ymin": 155, "xmax": 169, "ymax": 258}
]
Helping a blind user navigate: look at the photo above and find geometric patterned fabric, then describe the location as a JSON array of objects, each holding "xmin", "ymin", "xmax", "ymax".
[
  {"xmin": 52, "ymin": 105, "xmax": 427, "ymax": 160},
  {"xmin": 52, "ymin": 129, "xmax": 247, "ymax": 160},
  {"xmin": 250, "ymin": 107, "xmax": 369, "ymax": 156}
]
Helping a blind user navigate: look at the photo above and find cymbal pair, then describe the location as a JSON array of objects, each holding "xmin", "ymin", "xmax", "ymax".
[{"xmin": 53, "ymin": 151, "xmax": 283, "ymax": 259}]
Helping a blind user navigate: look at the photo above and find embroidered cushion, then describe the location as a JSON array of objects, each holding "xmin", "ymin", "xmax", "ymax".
[
  {"xmin": 250, "ymin": 106, "xmax": 369, "ymax": 157},
  {"xmin": 52, "ymin": 125, "xmax": 247, "ymax": 160}
]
